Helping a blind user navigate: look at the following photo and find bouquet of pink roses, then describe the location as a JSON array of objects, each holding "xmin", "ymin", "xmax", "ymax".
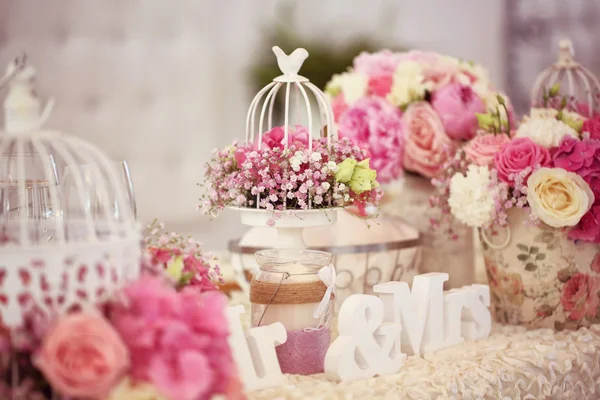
[
  {"xmin": 325, "ymin": 50, "xmax": 513, "ymax": 182},
  {"xmin": 199, "ymin": 125, "xmax": 382, "ymax": 222},
  {"xmin": 439, "ymin": 86, "xmax": 600, "ymax": 242}
]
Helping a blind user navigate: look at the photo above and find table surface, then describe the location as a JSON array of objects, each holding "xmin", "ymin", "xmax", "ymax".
[{"xmin": 236, "ymin": 307, "xmax": 600, "ymax": 399}]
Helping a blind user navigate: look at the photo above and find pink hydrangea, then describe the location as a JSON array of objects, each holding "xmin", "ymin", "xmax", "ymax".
[
  {"xmin": 338, "ymin": 97, "xmax": 405, "ymax": 183},
  {"xmin": 552, "ymin": 136, "xmax": 600, "ymax": 178},
  {"xmin": 111, "ymin": 276, "xmax": 234, "ymax": 400},
  {"xmin": 431, "ymin": 83, "xmax": 485, "ymax": 141}
]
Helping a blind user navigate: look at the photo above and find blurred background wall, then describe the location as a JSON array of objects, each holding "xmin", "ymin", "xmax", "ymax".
[{"xmin": 0, "ymin": 0, "xmax": 597, "ymax": 249}]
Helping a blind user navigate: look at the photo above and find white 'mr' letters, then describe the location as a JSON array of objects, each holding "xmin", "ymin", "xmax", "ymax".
[{"xmin": 226, "ymin": 305, "xmax": 287, "ymax": 392}]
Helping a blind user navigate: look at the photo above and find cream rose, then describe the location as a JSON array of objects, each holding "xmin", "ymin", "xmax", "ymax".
[{"xmin": 527, "ymin": 167, "xmax": 594, "ymax": 227}]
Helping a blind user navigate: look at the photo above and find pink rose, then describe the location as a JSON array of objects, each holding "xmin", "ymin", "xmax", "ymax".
[
  {"xmin": 35, "ymin": 312, "xmax": 129, "ymax": 398},
  {"xmin": 431, "ymin": 83, "xmax": 485, "ymax": 141},
  {"xmin": 493, "ymin": 137, "xmax": 551, "ymax": 185},
  {"xmin": 464, "ymin": 134, "xmax": 511, "ymax": 166},
  {"xmin": 560, "ymin": 273, "xmax": 600, "ymax": 320},
  {"xmin": 259, "ymin": 125, "xmax": 309, "ymax": 150},
  {"xmin": 583, "ymin": 116, "xmax": 600, "ymax": 141},
  {"xmin": 402, "ymin": 101, "xmax": 453, "ymax": 178}
]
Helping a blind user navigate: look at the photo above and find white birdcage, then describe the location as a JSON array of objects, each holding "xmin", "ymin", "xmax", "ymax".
[
  {"xmin": 531, "ymin": 39, "xmax": 600, "ymax": 117},
  {"xmin": 234, "ymin": 46, "xmax": 341, "ymax": 249},
  {"xmin": 0, "ymin": 56, "xmax": 141, "ymax": 329}
]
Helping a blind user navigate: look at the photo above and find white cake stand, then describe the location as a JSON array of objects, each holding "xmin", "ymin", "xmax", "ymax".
[{"xmin": 232, "ymin": 207, "xmax": 339, "ymax": 249}]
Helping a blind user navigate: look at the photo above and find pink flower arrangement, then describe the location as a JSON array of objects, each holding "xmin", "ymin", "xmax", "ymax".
[
  {"xmin": 434, "ymin": 85, "xmax": 600, "ymax": 243},
  {"xmin": 143, "ymin": 220, "xmax": 222, "ymax": 292},
  {"xmin": 200, "ymin": 127, "xmax": 382, "ymax": 222},
  {"xmin": 325, "ymin": 49, "xmax": 507, "ymax": 181},
  {"xmin": 1, "ymin": 232, "xmax": 236, "ymax": 399}
]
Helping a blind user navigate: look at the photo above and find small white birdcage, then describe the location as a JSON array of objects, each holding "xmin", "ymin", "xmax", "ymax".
[
  {"xmin": 531, "ymin": 39, "xmax": 600, "ymax": 117},
  {"xmin": 0, "ymin": 56, "xmax": 141, "ymax": 329},
  {"xmin": 234, "ymin": 46, "xmax": 342, "ymax": 248},
  {"xmin": 245, "ymin": 46, "xmax": 337, "ymax": 153}
]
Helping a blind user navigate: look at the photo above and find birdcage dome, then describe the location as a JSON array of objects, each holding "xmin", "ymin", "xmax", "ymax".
[
  {"xmin": 531, "ymin": 39, "xmax": 600, "ymax": 117},
  {"xmin": 245, "ymin": 46, "xmax": 337, "ymax": 153},
  {"xmin": 0, "ymin": 58, "xmax": 140, "ymax": 328}
]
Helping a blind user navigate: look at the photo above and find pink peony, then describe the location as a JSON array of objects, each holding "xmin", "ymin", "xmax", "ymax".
[
  {"xmin": 464, "ymin": 133, "xmax": 511, "ymax": 166},
  {"xmin": 260, "ymin": 125, "xmax": 309, "ymax": 150},
  {"xmin": 552, "ymin": 136, "xmax": 600, "ymax": 178},
  {"xmin": 560, "ymin": 273, "xmax": 600, "ymax": 320},
  {"xmin": 338, "ymin": 96, "xmax": 405, "ymax": 183},
  {"xmin": 431, "ymin": 83, "xmax": 485, "ymax": 141},
  {"xmin": 35, "ymin": 312, "xmax": 129, "ymax": 399},
  {"xmin": 493, "ymin": 137, "xmax": 551, "ymax": 185},
  {"xmin": 402, "ymin": 101, "xmax": 453, "ymax": 178},
  {"xmin": 368, "ymin": 75, "xmax": 394, "ymax": 97},
  {"xmin": 111, "ymin": 276, "xmax": 234, "ymax": 400},
  {"xmin": 331, "ymin": 93, "xmax": 349, "ymax": 123},
  {"xmin": 583, "ymin": 116, "xmax": 600, "ymax": 141}
]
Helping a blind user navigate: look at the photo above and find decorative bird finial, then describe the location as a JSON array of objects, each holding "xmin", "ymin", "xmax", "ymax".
[
  {"xmin": 272, "ymin": 46, "xmax": 309, "ymax": 83},
  {"xmin": 558, "ymin": 39, "xmax": 576, "ymax": 66}
]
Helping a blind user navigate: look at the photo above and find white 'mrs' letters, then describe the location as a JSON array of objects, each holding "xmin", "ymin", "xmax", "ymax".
[{"xmin": 325, "ymin": 273, "xmax": 491, "ymax": 381}]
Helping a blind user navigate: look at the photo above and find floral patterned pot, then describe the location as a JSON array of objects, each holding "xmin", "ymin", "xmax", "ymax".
[
  {"xmin": 481, "ymin": 207, "xmax": 600, "ymax": 330},
  {"xmin": 382, "ymin": 174, "xmax": 476, "ymax": 289}
]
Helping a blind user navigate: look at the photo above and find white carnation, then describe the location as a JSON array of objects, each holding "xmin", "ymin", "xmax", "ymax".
[
  {"xmin": 448, "ymin": 165, "xmax": 494, "ymax": 227},
  {"xmin": 387, "ymin": 61, "xmax": 431, "ymax": 107},
  {"xmin": 514, "ymin": 117, "xmax": 578, "ymax": 148}
]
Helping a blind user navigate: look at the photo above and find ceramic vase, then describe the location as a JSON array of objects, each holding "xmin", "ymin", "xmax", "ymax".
[{"xmin": 481, "ymin": 208, "xmax": 600, "ymax": 330}]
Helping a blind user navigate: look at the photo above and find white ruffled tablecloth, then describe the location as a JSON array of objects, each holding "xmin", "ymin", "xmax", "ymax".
[{"xmin": 243, "ymin": 321, "xmax": 600, "ymax": 400}]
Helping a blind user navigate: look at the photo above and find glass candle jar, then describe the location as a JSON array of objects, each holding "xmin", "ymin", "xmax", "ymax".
[{"xmin": 251, "ymin": 249, "xmax": 334, "ymax": 375}]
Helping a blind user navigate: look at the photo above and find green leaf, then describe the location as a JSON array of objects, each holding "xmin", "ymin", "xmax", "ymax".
[
  {"xmin": 549, "ymin": 83, "xmax": 561, "ymax": 97},
  {"xmin": 516, "ymin": 244, "xmax": 529, "ymax": 252},
  {"xmin": 530, "ymin": 246, "xmax": 539, "ymax": 254},
  {"xmin": 536, "ymin": 253, "xmax": 546, "ymax": 261},
  {"xmin": 525, "ymin": 263, "xmax": 537, "ymax": 271},
  {"xmin": 517, "ymin": 254, "xmax": 529, "ymax": 261}
]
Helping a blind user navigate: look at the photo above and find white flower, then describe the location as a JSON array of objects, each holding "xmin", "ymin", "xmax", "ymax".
[
  {"xmin": 326, "ymin": 71, "xmax": 368, "ymax": 105},
  {"xmin": 338, "ymin": 183, "xmax": 346, "ymax": 190},
  {"xmin": 388, "ymin": 61, "xmax": 432, "ymax": 107},
  {"xmin": 313, "ymin": 195, "xmax": 323, "ymax": 204},
  {"xmin": 514, "ymin": 117, "xmax": 579, "ymax": 148},
  {"xmin": 448, "ymin": 165, "xmax": 494, "ymax": 227},
  {"xmin": 269, "ymin": 194, "xmax": 278, "ymax": 202},
  {"xmin": 310, "ymin": 152, "xmax": 322, "ymax": 162},
  {"xmin": 321, "ymin": 182, "xmax": 331, "ymax": 191},
  {"xmin": 289, "ymin": 156, "xmax": 302, "ymax": 172},
  {"xmin": 326, "ymin": 161, "xmax": 338, "ymax": 172},
  {"xmin": 527, "ymin": 108, "xmax": 584, "ymax": 121}
]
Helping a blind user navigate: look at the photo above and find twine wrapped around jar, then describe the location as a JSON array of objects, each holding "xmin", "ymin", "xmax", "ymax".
[{"xmin": 250, "ymin": 278, "xmax": 328, "ymax": 305}]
